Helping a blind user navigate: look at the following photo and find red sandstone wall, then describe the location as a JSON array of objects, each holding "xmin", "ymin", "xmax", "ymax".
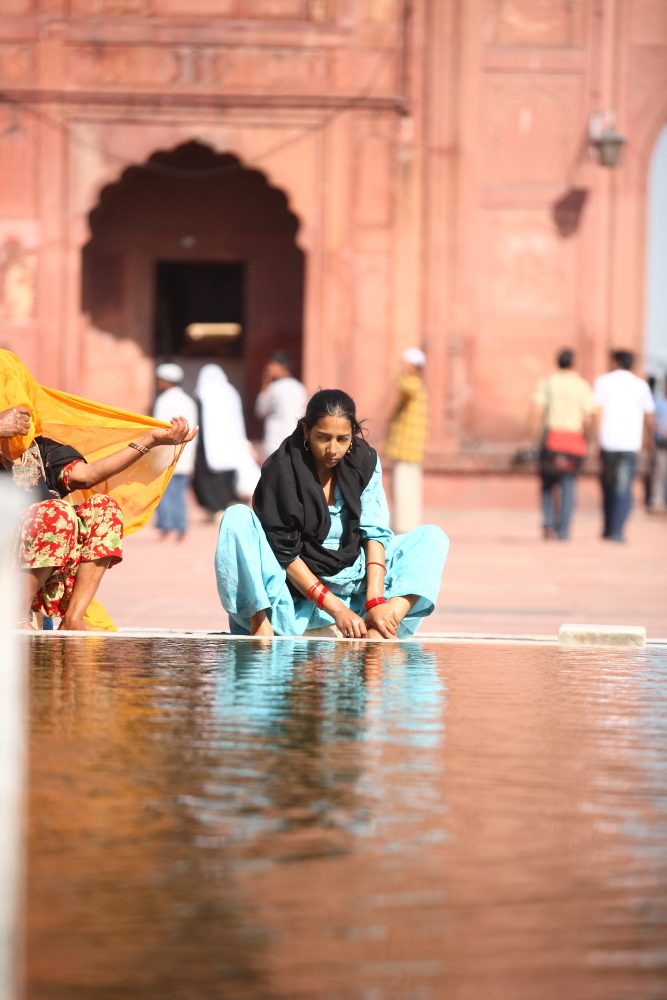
[{"xmin": 0, "ymin": 1, "xmax": 665, "ymax": 463}]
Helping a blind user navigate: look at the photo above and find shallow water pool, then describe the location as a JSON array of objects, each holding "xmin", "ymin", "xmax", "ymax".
[{"xmin": 26, "ymin": 637, "xmax": 667, "ymax": 999}]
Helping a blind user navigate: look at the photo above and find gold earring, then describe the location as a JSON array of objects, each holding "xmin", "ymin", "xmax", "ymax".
[{"xmin": 303, "ymin": 435, "xmax": 310, "ymax": 451}]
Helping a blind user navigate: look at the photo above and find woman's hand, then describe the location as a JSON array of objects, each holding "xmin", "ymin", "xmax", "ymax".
[
  {"xmin": 146, "ymin": 416, "xmax": 198, "ymax": 447},
  {"xmin": 333, "ymin": 604, "xmax": 367, "ymax": 639},
  {"xmin": 0, "ymin": 405, "xmax": 31, "ymax": 439},
  {"xmin": 364, "ymin": 602, "xmax": 398, "ymax": 639},
  {"xmin": 68, "ymin": 417, "xmax": 199, "ymax": 490}
]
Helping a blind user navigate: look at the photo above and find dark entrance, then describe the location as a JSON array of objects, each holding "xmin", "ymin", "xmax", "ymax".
[{"xmin": 154, "ymin": 261, "xmax": 245, "ymax": 359}]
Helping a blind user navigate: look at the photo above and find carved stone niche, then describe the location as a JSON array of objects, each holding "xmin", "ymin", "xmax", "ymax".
[
  {"xmin": 0, "ymin": 44, "xmax": 34, "ymax": 87},
  {"xmin": 155, "ymin": 0, "xmax": 237, "ymax": 14},
  {"xmin": 244, "ymin": 0, "xmax": 308, "ymax": 17},
  {"xmin": 94, "ymin": 0, "xmax": 153, "ymax": 13},
  {"xmin": 493, "ymin": 0, "xmax": 583, "ymax": 47}
]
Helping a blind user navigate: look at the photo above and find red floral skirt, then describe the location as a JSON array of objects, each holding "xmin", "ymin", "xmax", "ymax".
[{"xmin": 17, "ymin": 494, "xmax": 124, "ymax": 618}]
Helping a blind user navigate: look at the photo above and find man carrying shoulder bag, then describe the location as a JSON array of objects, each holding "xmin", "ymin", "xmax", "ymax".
[{"xmin": 522, "ymin": 349, "xmax": 596, "ymax": 540}]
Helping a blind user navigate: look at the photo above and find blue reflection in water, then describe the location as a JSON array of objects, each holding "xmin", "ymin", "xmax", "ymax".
[{"xmin": 194, "ymin": 640, "xmax": 447, "ymax": 856}]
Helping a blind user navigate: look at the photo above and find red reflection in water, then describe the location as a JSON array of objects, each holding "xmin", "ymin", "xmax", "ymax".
[{"xmin": 26, "ymin": 638, "xmax": 667, "ymax": 999}]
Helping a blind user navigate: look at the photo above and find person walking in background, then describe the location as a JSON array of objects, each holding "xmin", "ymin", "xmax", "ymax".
[
  {"xmin": 193, "ymin": 364, "xmax": 260, "ymax": 523},
  {"xmin": 594, "ymin": 350, "xmax": 655, "ymax": 542},
  {"xmin": 255, "ymin": 351, "xmax": 308, "ymax": 460},
  {"xmin": 384, "ymin": 348, "xmax": 429, "ymax": 534},
  {"xmin": 648, "ymin": 376, "xmax": 667, "ymax": 512},
  {"xmin": 153, "ymin": 363, "xmax": 198, "ymax": 541},
  {"xmin": 523, "ymin": 348, "xmax": 596, "ymax": 540}
]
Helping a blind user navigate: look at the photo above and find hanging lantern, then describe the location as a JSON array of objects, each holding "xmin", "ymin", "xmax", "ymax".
[
  {"xmin": 594, "ymin": 129, "xmax": 627, "ymax": 168},
  {"xmin": 589, "ymin": 113, "xmax": 627, "ymax": 169}
]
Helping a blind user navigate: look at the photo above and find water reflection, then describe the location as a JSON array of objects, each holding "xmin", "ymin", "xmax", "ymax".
[{"xmin": 26, "ymin": 638, "xmax": 667, "ymax": 999}]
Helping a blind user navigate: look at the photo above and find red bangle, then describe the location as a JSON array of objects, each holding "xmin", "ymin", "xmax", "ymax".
[
  {"xmin": 365, "ymin": 596, "xmax": 388, "ymax": 612},
  {"xmin": 307, "ymin": 581, "xmax": 324, "ymax": 603},
  {"xmin": 317, "ymin": 586, "xmax": 330, "ymax": 610},
  {"xmin": 367, "ymin": 561, "xmax": 386, "ymax": 572}
]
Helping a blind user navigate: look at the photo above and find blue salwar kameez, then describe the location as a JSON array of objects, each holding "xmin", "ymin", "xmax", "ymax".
[{"xmin": 215, "ymin": 461, "xmax": 449, "ymax": 637}]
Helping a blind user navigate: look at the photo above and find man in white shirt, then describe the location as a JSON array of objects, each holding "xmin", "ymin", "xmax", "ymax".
[
  {"xmin": 255, "ymin": 351, "xmax": 308, "ymax": 460},
  {"xmin": 594, "ymin": 350, "xmax": 655, "ymax": 541},
  {"xmin": 154, "ymin": 363, "xmax": 199, "ymax": 540}
]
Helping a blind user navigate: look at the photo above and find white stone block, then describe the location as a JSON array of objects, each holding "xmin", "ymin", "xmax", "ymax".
[
  {"xmin": 0, "ymin": 480, "xmax": 26, "ymax": 1000},
  {"xmin": 558, "ymin": 624, "xmax": 646, "ymax": 648}
]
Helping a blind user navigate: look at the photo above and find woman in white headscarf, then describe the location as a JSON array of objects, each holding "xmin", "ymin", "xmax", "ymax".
[{"xmin": 193, "ymin": 364, "xmax": 260, "ymax": 519}]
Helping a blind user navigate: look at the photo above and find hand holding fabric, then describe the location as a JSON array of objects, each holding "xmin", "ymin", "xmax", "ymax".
[
  {"xmin": 147, "ymin": 416, "xmax": 199, "ymax": 447},
  {"xmin": 0, "ymin": 405, "xmax": 31, "ymax": 439}
]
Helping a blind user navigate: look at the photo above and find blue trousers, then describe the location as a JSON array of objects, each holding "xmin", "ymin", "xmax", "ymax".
[
  {"xmin": 541, "ymin": 473, "xmax": 577, "ymax": 539},
  {"xmin": 216, "ymin": 505, "xmax": 449, "ymax": 637},
  {"xmin": 156, "ymin": 474, "xmax": 189, "ymax": 534},
  {"xmin": 600, "ymin": 450, "xmax": 637, "ymax": 541}
]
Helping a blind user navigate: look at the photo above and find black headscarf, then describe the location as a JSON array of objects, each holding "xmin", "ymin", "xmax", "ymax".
[{"xmin": 253, "ymin": 426, "xmax": 377, "ymax": 578}]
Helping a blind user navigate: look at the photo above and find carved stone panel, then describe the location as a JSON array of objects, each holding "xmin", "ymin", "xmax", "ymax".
[
  {"xmin": 155, "ymin": 0, "xmax": 238, "ymax": 14},
  {"xmin": 67, "ymin": 42, "xmax": 335, "ymax": 92},
  {"xmin": 482, "ymin": 209, "xmax": 574, "ymax": 319},
  {"xmin": 0, "ymin": 239, "xmax": 37, "ymax": 324},
  {"xmin": 210, "ymin": 45, "xmax": 329, "ymax": 90},
  {"xmin": 245, "ymin": 0, "xmax": 306, "ymax": 16},
  {"xmin": 354, "ymin": 127, "xmax": 393, "ymax": 227},
  {"xmin": 0, "ymin": 117, "xmax": 37, "ymax": 217},
  {"xmin": 69, "ymin": 44, "xmax": 183, "ymax": 88},
  {"xmin": 491, "ymin": 0, "xmax": 582, "ymax": 46},
  {"xmin": 71, "ymin": 0, "xmax": 153, "ymax": 12},
  {"xmin": 0, "ymin": 0, "xmax": 35, "ymax": 13},
  {"xmin": 631, "ymin": 0, "xmax": 667, "ymax": 45},
  {"xmin": 156, "ymin": 0, "xmax": 332, "ymax": 17},
  {"xmin": 358, "ymin": 0, "xmax": 396, "ymax": 23},
  {"xmin": 483, "ymin": 74, "xmax": 579, "ymax": 184},
  {"xmin": 0, "ymin": 44, "xmax": 34, "ymax": 86}
]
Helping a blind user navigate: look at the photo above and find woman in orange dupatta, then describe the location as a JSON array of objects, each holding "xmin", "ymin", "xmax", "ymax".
[{"xmin": 0, "ymin": 350, "xmax": 197, "ymax": 630}]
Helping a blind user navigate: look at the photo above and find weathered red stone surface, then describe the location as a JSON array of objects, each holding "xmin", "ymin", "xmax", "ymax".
[
  {"xmin": 97, "ymin": 475, "xmax": 667, "ymax": 638},
  {"xmin": 1, "ymin": 2, "xmax": 666, "ymax": 465}
]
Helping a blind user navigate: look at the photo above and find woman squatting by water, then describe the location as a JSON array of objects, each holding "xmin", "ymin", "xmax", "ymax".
[{"xmin": 216, "ymin": 389, "xmax": 449, "ymax": 639}]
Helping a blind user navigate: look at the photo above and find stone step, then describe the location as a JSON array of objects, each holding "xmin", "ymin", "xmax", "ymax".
[{"xmin": 559, "ymin": 624, "xmax": 646, "ymax": 647}]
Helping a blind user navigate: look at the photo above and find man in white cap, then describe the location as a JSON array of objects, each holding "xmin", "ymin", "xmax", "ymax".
[
  {"xmin": 255, "ymin": 351, "xmax": 308, "ymax": 460},
  {"xmin": 384, "ymin": 348, "xmax": 429, "ymax": 533},
  {"xmin": 154, "ymin": 363, "xmax": 198, "ymax": 540}
]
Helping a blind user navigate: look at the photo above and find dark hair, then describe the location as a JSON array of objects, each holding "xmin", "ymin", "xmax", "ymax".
[
  {"xmin": 612, "ymin": 350, "xmax": 635, "ymax": 371},
  {"xmin": 270, "ymin": 350, "xmax": 294, "ymax": 372},
  {"xmin": 302, "ymin": 389, "xmax": 364, "ymax": 436},
  {"xmin": 557, "ymin": 348, "xmax": 574, "ymax": 369}
]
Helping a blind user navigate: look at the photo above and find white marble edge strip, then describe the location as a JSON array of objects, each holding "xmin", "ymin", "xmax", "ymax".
[
  {"xmin": 0, "ymin": 482, "xmax": 26, "ymax": 1000},
  {"xmin": 16, "ymin": 630, "xmax": 667, "ymax": 647}
]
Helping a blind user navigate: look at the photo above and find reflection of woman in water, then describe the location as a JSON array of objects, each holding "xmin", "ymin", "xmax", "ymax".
[{"xmin": 215, "ymin": 389, "xmax": 449, "ymax": 638}]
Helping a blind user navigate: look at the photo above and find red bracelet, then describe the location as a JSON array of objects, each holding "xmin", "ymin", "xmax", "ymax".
[
  {"xmin": 365, "ymin": 596, "xmax": 388, "ymax": 612},
  {"xmin": 367, "ymin": 561, "xmax": 386, "ymax": 572},
  {"xmin": 307, "ymin": 581, "xmax": 324, "ymax": 603},
  {"xmin": 317, "ymin": 586, "xmax": 330, "ymax": 610}
]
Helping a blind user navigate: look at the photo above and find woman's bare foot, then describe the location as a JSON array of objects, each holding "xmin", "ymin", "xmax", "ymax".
[
  {"xmin": 365, "ymin": 626, "xmax": 385, "ymax": 641},
  {"xmin": 59, "ymin": 616, "xmax": 89, "ymax": 631},
  {"xmin": 250, "ymin": 609, "xmax": 274, "ymax": 637}
]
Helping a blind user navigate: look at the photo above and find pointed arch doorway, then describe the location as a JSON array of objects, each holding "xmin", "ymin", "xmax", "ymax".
[{"xmin": 82, "ymin": 141, "xmax": 305, "ymax": 433}]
